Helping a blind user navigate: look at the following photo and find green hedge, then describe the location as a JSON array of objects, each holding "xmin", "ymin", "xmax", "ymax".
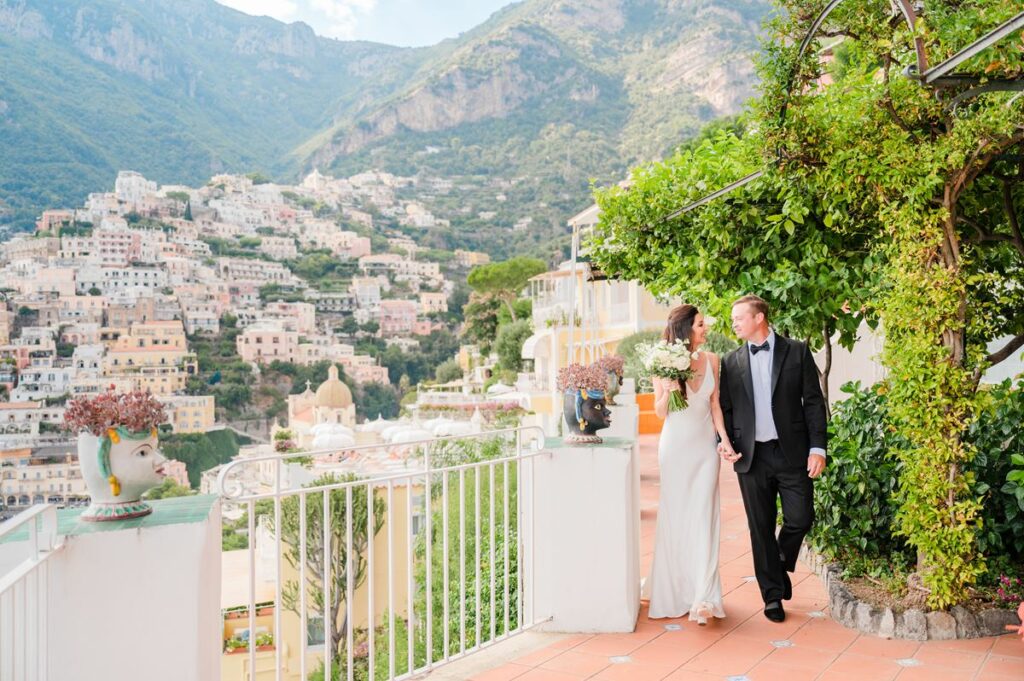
[
  {"xmin": 810, "ymin": 379, "xmax": 1024, "ymax": 583},
  {"xmin": 160, "ymin": 429, "xmax": 251, "ymax": 488}
]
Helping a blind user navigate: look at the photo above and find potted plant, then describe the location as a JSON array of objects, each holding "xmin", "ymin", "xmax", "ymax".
[
  {"xmin": 557, "ymin": 363, "xmax": 612, "ymax": 444},
  {"xmin": 63, "ymin": 388, "xmax": 169, "ymax": 521},
  {"xmin": 224, "ymin": 637, "xmax": 247, "ymax": 654},
  {"xmin": 596, "ymin": 355, "xmax": 625, "ymax": 405},
  {"xmin": 255, "ymin": 632, "xmax": 274, "ymax": 651}
]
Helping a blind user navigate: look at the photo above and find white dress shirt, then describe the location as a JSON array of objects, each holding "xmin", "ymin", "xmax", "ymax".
[{"xmin": 748, "ymin": 330, "xmax": 826, "ymax": 457}]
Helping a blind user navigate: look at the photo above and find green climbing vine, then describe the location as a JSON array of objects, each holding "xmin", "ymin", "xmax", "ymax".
[{"xmin": 589, "ymin": 0, "xmax": 1024, "ymax": 608}]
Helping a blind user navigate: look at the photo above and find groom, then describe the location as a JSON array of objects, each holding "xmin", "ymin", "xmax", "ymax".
[{"xmin": 718, "ymin": 294, "xmax": 828, "ymax": 623}]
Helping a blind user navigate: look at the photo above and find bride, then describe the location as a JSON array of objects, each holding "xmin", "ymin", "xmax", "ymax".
[{"xmin": 644, "ymin": 304, "xmax": 734, "ymax": 624}]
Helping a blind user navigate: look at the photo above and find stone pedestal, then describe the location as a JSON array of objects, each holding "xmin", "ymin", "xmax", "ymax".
[
  {"xmin": 17, "ymin": 496, "xmax": 222, "ymax": 681},
  {"xmin": 605, "ymin": 403, "xmax": 639, "ymax": 440},
  {"xmin": 616, "ymin": 379, "xmax": 637, "ymax": 406},
  {"xmin": 526, "ymin": 437, "xmax": 640, "ymax": 633}
]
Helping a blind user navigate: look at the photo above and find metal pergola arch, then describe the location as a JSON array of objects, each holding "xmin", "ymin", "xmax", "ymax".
[{"xmin": 658, "ymin": 4, "xmax": 1024, "ymax": 222}]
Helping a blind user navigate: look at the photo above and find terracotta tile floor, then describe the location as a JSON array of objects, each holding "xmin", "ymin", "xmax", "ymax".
[{"xmin": 471, "ymin": 434, "xmax": 1024, "ymax": 681}]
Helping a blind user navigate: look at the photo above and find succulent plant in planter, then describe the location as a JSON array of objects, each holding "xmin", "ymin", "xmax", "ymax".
[
  {"xmin": 557, "ymin": 363, "xmax": 612, "ymax": 444},
  {"xmin": 596, "ymin": 355, "xmax": 625, "ymax": 405},
  {"xmin": 63, "ymin": 388, "xmax": 169, "ymax": 521},
  {"xmin": 255, "ymin": 632, "xmax": 274, "ymax": 650},
  {"xmin": 224, "ymin": 637, "xmax": 247, "ymax": 654}
]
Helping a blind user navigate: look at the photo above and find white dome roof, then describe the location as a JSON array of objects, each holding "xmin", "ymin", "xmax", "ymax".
[
  {"xmin": 389, "ymin": 428, "xmax": 434, "ymax": 444},
  {"xmin": 356, "ymin": 415, "xmax": 394, "ymax": 433},
  {"xmin": 433, "ymin": 421, "xmax": 474, "ymax": 437},
  {"xmin": 309, "ymin": 423, "xmax": 354, "ymax": 437},
  {"xmin": 311, "ymin": 432, "xmax": 356, "ymax": 450},
  {"xmin": 380, "ymin": 422, "xmax": 413, "ymax": 440},
  {"xmin": 486, "ymin": 382, "xmax": 514, "ymax": 395}
]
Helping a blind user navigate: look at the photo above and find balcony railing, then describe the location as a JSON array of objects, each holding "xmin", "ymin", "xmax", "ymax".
[
  {"xmin": 0, "ymin": 504, "xmax": 63, "ymax": 681},
  {"xmin": 216, "ymin": 426, "xmax": 547, "ymax": 681}
]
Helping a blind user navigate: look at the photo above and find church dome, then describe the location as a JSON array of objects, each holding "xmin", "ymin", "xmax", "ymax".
[{"xmin": 315, "ymin": 365, "xmax": 353, "ymax": 409}]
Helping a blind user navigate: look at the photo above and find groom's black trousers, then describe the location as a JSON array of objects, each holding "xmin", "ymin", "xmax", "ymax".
[{"xmin": 737, "ymin": 440, "xmax": 815, "ymax": 603}]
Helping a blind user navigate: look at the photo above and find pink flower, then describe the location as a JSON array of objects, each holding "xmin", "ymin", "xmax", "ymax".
[
  {"xmin": 596, "ymin": 355, "xmax": 625, "ymax": 375},
  {"xmin": 63, "ymin": 388, "xmax": 167, "ymax": 436},
  {"xmin": 557, "ymin": 363, "xmax": 607, "ymax": 392}
]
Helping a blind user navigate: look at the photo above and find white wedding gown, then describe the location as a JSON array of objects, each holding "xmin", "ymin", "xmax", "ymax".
[{"xmin": 644, "ymin": 367, "xmax": 726, "ymax": 621}]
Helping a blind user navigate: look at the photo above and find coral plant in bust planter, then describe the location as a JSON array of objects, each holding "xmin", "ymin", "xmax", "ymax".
[
  {"xmin": 557, "ymin": 363, "xmax": 612, "ymax": 444},
  {"xmin": 64, "ymin": 388, "xmax": 168, "ymax": 521},
  {"xmin": 596, "ymin": 355, "xmax": 625, "ymax": 405}
]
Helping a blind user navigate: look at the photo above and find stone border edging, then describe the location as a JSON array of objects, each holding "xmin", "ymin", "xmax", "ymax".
[{"xmin": 799, "ymin": 544, "xmax": 1022, "ymax": 640}]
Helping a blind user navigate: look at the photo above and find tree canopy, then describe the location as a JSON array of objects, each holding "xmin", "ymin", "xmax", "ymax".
[
  {"xmin": 588, "ymin": 0, "xmax": 1024, "ymax": 607},
  {"xmin": 466, "ymin": 257, "xmax": 547, "ymax": 321}
]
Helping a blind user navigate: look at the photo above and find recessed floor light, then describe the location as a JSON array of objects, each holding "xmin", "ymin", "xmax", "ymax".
[
  {"xmin": 609, "ymin": 656, "xmax": 631, "ymax": 664},
  {"xmin": 896, "ymin": 658, "xmax": 921, "ymax": 667}
]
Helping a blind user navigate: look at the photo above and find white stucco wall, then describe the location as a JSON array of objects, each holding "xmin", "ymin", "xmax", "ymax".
[{"xmin": 46, "ymin": 503, "xmax": 221, "ymax": 681}]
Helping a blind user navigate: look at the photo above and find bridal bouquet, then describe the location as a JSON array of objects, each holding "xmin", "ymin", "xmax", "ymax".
[{"xmin": 639, "ymin": 339, "xmax": 698, "ymax": 411}]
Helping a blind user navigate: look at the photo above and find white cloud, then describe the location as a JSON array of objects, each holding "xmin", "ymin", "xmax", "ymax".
[
  {"xmin": 308, "ymin": 0, "xmax": 378, "ymax": 39},
  {"xmin": 217, "ymin": 0, "xmax": 301, "ymax": 23},
  {"xmin": 217, "ymin": 0, "xmax": 378, "ymax": 40}
]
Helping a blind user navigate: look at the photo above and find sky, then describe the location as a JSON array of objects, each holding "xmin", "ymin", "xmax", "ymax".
[{"xmin": 216, "ymin": 0, "xmax": 518, "ymax": 47}]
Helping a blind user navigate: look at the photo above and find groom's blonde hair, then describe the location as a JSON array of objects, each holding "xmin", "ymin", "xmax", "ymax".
[{"xmin": 733, "ymin": 294, "xmax": 770, "ymax": 321}]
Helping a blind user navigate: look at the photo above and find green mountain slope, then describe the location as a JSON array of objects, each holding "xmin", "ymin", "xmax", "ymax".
[
  {"xmin": 0, "ymin": 0, "xmax": 421, "ymax": 229},
  {"xmin": 300, "ymin": 0, "xmax": 771, "ymax": 256},
  {"xmin": 0, "ymin": 0, "xmax": 770, "ymax": 250}
]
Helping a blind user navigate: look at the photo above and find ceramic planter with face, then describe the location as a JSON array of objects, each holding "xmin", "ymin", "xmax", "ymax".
[
  {"xmin": 77, "ymin": 427, "xmax": 168, "ymax": 521},
  {"xmin": 562, "ymin": 389, "xmax": 613, "ymax": 444},
  {"xmin": 604, "ymin": 370, "xmax": 624, "ymax": 405}
]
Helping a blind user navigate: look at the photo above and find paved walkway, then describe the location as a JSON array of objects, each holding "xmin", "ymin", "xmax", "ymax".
[{"xmin": 470, "ymin": 434, "xmax": 1024, "ymax": 681}]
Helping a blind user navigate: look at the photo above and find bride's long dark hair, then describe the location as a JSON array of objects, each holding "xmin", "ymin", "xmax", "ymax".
[{"xmin": 663, "ymin": 304, "xmax": 699, "ymax": 347}]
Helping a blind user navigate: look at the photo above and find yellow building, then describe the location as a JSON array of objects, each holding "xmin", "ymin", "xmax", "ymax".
[
  {"xmin": 419, "ymin": 291, "xmax": 448, "ymax": 315},
  {"xmin": 0, "ymin": 445, "xmax": 89, "ymax": 508},
  {"xmin": 103, "ymin": 320, "xmax": 197, "ymax": 394},
  {"xmin": 454, "ymin": 249, "xmax": 491, "ymax": 268},
  {"xmin": 158, "ymin": 394, "xmax": 216, "ymax": 433},
  {"xmin": 220, "ymin": 484, "xmax": 419, "ymax": 681},
  {"xmin": 520, "ymin": 204, "xmax": 676, "ymax": 422},
  {"xmin": 457, "ymin": 344, "xmax": 483, "ymax": 373}
]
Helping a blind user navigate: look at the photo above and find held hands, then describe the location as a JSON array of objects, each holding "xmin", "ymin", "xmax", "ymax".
[{"xmin": 717, "ymin": 440, "xmax": 740, "ymax": 463}]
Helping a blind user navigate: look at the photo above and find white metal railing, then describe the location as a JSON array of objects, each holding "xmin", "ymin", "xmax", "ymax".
[
  {"xmin": 216, "ymin": 426, "xmax": 549, "ymax": 681},
  {"xmin": 0, "ymin": 504, "xmax": 64, "ymax": 681}
]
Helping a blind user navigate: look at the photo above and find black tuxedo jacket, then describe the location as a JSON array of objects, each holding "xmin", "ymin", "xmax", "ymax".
[{"xmin": 719, "ymin": 334, "xmax": 828, "ymax": 473}]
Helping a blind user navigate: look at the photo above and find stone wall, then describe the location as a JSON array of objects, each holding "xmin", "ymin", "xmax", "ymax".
[{"xmin": 800, "ymin": 544, "xmax": 1021, "ymax": 640}]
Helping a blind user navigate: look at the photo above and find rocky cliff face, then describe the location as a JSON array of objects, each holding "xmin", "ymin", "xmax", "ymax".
[
  {"xmin": 0, "ymin": 1, "xmax": 51, "ymax": 39},
  {"xmin": 233, "ymin": 20, "xmax": 319, "ymax": 59},
  {"xmin": 0, "ymin": 0, "xmax": 411, "ymax": 230},
  {"xmin": 71, "ymin": 9, "xmax": 168, "ymax": 81},
  {"xmin": 0, "ymin": 0, "xmax": 771, "ymax": 235},
  {"xmin": 314, "ymin": 25, "xmax": 601, "ymax": 162},
  {"xmin": 308, "ymin": 0, "xmax": 770, "ymax": 175}
]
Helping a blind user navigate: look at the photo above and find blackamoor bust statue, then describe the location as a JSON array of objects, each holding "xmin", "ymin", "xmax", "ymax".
[{"xmin": 557, "ymin": 363, "xmax": 613, "ymax": 444}]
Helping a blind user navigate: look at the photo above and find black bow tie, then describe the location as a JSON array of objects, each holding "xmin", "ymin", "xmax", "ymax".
[{"xmin": 750, "ymin": 340, "xmax": 770, "ymax": 355}]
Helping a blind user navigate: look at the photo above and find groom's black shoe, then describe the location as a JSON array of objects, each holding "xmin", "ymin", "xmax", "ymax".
[
  {"xmin": 783, "ymin": 571, "xmax": 793, "ymax": 601},
  {"xmin": 764, "ymin": 600, "xmax": 786, "ymax": 623}
]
